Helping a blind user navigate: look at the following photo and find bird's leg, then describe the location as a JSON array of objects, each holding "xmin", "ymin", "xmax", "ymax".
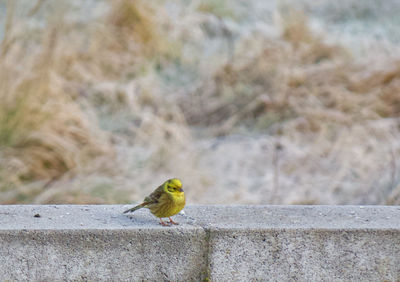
[
  {"xmin": 168, "ymin": 217, "xmax": 179, "ymax": 225},
  {"xmin": 159, "ymin": 218, "xmax": 169, "ymax": 226}
]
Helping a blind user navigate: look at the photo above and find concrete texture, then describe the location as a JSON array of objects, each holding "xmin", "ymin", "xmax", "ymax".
[
  {"xmin": 0, "ymin": 205, "xmax": 400, "ymax": 281},
  {"xmin": 0, "ymin": 205, "xmax": 208, "ymax": 281}
]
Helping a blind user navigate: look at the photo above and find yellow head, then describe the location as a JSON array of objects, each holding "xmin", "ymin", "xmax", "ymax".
[{"xmin": 164, "ymin": 178, "xmax": 184, "ymax": 194}]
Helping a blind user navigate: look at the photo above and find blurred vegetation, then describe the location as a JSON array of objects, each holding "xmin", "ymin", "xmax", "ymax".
[{"xmin": 0, "ymin": 0, "xmax": 399, "ymax": 205}]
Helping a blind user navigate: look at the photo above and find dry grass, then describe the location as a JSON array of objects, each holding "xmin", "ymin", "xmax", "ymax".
[
  {"xmin": 0, "ymin": 0, "xmax": 190, "ymax": 204},
  {"xmin": 181, "ymin": 9, "xmax": 400, "ymax": 134},
  {"xmin": 176, "ymin": 8, "xmax": 400, "ymax": 204},
  {"xmin": 197, "ymin": 0, "xmax": 236, "ymax": 19},
  {"xmin": 0, "ymin": 1, "xmax": 399, "ymax": 205},
  {"xmin": 0, "ymin": 1, "xmax": 112, "ymax": 203}
]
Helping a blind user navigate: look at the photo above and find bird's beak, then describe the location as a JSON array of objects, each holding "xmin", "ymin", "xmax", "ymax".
[{"xmin": 179, "ymin": 188, "xmax": 184, "ymax": 192}]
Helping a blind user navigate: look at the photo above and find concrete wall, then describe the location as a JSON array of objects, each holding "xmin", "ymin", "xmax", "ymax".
[{"xmin": 0, "ymin": 205, "xmax": 399, "ymax": 281}]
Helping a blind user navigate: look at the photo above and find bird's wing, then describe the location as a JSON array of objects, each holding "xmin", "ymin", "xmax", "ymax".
[{"xmin": 144, "ymin": 185, "xmax": 164, "ymax": 204}]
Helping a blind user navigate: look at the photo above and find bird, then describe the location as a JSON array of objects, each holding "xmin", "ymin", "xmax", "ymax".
[{"xmin": 123, "ymin": 178, "xmax": 185, "ymax": 226}]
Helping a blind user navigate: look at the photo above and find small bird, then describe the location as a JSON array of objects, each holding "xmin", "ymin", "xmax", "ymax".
[{"xmin": 123, "ymin": 178, "xmax": 185, "ymax": 226}]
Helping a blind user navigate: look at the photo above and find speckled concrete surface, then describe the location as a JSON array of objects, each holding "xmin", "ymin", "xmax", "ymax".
[{"xmin": 0, "ymin": 205, "xmax": 399, "ymax": 280}]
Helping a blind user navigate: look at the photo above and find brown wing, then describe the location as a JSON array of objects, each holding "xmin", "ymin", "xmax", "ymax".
[{"xmin": 143, "ymin": 185, "xmax": 164, "ymax": 204}]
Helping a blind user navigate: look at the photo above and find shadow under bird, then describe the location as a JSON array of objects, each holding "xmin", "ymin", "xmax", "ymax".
[{"xmin": 123, "ymin": 178, "xmax": 185, "ymax": 226}]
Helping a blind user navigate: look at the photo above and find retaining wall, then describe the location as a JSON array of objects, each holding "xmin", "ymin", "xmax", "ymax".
[{"xmin": 0, "ymin": 205, "xmax": 399, "ymax": 281}]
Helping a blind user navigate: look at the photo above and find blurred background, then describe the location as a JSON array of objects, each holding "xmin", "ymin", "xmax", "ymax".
[{"xmin": 0, "ymin": 0, "xmax": 400, "ymax": 205}]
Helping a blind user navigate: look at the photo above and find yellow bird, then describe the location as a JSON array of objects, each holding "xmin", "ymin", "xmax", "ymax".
[{"xmin": 123, "ymin": 178, "xmax": 185, "ymax": 226}]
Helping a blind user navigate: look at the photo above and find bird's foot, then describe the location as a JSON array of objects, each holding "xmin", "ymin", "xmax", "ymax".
[
  {"xmin": 168, "ymin": 217, "xmax": 179, "ymax": 225},
  {"xmin": 159, "ymin": 218, "xmax": 170, "ymax": 226}
]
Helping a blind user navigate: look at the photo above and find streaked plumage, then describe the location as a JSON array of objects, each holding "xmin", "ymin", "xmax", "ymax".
[{"xmin": 123, "ymin": 178, "xmax": 185, "ymax": 226}]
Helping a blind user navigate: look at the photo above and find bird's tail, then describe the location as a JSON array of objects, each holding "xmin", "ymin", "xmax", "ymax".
[{"xmin": 123, "ymin": 202, "xmax": 147, "ymax": 214}]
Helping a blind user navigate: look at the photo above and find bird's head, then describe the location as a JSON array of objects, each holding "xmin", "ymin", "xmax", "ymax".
[{"xmin": 164, "ymin": 178, "xmax": 184, "ymax": 194}]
